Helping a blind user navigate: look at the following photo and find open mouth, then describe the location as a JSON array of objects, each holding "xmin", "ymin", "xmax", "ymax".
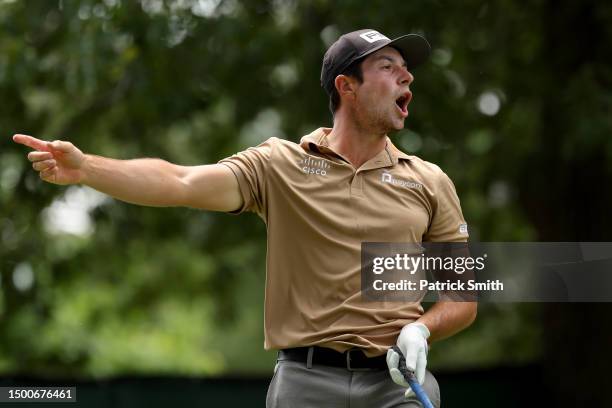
[{"xmin": 395, "ymin": 92, "xmax": 411, "ymax": 115}]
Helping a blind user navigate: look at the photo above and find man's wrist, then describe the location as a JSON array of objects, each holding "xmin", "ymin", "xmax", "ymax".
[
  {"xmin": 78, "ymin": 154, "xmax": 92, "ymax": 185},
  {"xmin": 404, "ymin": 321, "xmax": 431, "ymax": 339}
]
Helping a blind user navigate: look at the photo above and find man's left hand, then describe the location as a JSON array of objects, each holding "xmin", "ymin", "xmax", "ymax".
[{"xmin": 386, "ymin": 322, "xmax": 430, "ymax": 398}]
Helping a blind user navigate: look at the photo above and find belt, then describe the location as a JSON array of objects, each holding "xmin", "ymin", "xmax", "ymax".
[{"xmin": 278, "ymin": 346, "xmax": 388, "ymax": 371}]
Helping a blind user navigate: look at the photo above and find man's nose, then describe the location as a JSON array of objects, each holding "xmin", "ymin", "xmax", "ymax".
[{"xmin": 399, "ymin": 68, "xmax": 414, "ymax": 85}]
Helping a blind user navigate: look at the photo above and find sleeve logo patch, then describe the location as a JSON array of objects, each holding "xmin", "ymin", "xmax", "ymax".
[{"xmin": 459, "ymin": 224, "xmax": 468, "ymax": 234}]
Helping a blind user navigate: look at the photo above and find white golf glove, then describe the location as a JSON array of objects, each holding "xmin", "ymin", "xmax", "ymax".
[{"xmin": 386, "ymin": 322, "xmax": 430, "ymax": 399}]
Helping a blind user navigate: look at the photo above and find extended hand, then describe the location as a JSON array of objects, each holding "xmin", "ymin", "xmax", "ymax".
[
  {"xmin": 13, "ymin": 134, "xmax": 86, "ymax": 185},
  {"xmin": 386, "ymin": 322, "xmax": 430, "ymax": 398}
]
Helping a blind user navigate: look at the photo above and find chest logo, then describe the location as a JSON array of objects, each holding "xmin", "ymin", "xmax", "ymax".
[
  {"xmin": 381, "ymin": 170, "xmax": 423, "ymax": 190},
  {"xmin": 298, "ymin": 156, "xmax": 330, "ymax": 176}
]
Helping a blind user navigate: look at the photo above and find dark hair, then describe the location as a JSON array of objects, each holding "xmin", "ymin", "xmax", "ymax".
[{"xmin": 329, "ymin": 59, "xmax": 364, "ymax": 116}]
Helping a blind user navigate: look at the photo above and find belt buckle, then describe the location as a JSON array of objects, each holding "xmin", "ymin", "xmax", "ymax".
[{"xmin": 346, "ymin": 349, "xmax": 371, "ymax": 372}]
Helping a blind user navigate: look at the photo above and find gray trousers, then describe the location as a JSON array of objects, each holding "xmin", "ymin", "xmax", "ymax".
[{"xmin": 266, "ymin": 353, "xmax": 440, "ymax": 408}]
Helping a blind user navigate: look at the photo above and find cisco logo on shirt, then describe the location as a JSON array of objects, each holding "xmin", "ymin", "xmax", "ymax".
[{"xmin": 298, "ymin": 156, "xmax": 330, "ymax": 176}]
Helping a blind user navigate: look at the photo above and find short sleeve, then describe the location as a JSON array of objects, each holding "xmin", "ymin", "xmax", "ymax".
[
  {"xmin": 423, "ymin": 170, "xmax": 469, "ymax": 242},
  {"xmin": 218, "ymin": 137, "xmax": 277, "ymax": 215}
]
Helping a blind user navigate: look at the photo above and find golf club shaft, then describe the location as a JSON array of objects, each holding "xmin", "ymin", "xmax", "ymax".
[
  {"xmin": 404, "ymin": 371, "xmax": 434, "ymax": 408},
  {"xmin": 391, "ymin": 346, "xmax": 435, "ymax": 408}
]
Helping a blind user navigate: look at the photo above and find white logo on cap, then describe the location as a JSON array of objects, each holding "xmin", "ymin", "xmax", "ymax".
[{"xmin": 359, "ymin": 31, "xmax": 390, "ymax": 43}]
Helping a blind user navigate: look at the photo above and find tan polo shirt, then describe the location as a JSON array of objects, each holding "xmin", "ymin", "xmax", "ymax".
[{"xmin": 219, "ymin": 127, "xmax": 468, "ymax": 357}]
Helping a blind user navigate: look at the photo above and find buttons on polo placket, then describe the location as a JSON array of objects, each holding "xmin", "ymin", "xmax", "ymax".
[{"xmin": 350, "ymin": 170, "xmax": 365, "ymax": 197}]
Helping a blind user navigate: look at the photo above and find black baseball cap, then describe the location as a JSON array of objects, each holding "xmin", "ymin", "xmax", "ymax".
[{"xmin": 321, "ymin": 29, "xmax": 431, "ymax": 95}]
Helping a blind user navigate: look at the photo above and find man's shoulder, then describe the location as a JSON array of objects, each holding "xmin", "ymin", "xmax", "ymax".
[
  {"xmin": 402, "ymin": 154, "xmax": 448, "ymax": 180},
  {"xmin": 273, "ymin": 137, "xmax": 301, "ymax": 149},
  {"xmin": 233, "ymin": 136, "xmax": 306, "ymax": 169},
  {"xmin": 242, "ymin": 136, "xmax": 300, "ymax": 153},
  {"xmin": 256, "ymin": 136, "xmax": 308, "ymax": 157}
]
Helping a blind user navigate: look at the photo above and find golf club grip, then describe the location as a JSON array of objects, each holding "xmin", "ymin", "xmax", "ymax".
[{"xmin": 391, "ymin": 346, "xmax": 435, "ymax": 408}]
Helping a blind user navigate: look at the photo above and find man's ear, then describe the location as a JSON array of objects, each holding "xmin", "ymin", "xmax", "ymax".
[{"xmin": 335, "ymin": 74, "xmax": 358, "ymax": 100}]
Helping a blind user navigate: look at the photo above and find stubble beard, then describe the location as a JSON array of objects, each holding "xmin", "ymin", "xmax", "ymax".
[{"xmin": 360, "ymin": 103, "xmax": 403, "ymax": 136}]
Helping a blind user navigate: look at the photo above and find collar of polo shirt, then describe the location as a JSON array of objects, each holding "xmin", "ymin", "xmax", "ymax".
[{"xmin": 299, "ymin": 128, "xmax": 412, "ymax": 166}]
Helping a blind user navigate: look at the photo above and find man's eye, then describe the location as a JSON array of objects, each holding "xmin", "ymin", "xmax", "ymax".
[{"xmin": 382, "ymin": 65, "xmax": 391, "ymax": 70}]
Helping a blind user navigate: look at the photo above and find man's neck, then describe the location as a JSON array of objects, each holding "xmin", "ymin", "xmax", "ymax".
[{"xmin": 327, "ymin": 115, "xmax": 388, "ymax": 169}]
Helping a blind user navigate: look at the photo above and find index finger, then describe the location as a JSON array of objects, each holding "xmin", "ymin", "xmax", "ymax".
[{"xmin": 12, "ymin": 134, "xmax": 51, "ymax": 152}]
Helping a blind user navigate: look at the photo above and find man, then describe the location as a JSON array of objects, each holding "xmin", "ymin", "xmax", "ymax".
[{"xmin": 14, "ymin": 29, "xmax": 476, "ymax": 407}]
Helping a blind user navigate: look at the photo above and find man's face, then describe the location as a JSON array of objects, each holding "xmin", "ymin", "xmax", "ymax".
[{"xmin": 349, "ymin": 46, "xmax": 414, "ymax": 134}]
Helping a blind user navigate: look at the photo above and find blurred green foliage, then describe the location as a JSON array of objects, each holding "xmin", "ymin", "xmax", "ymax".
[{"xmin": 0, "ymin": 0, "xmax": 611, "ymax": 387}]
